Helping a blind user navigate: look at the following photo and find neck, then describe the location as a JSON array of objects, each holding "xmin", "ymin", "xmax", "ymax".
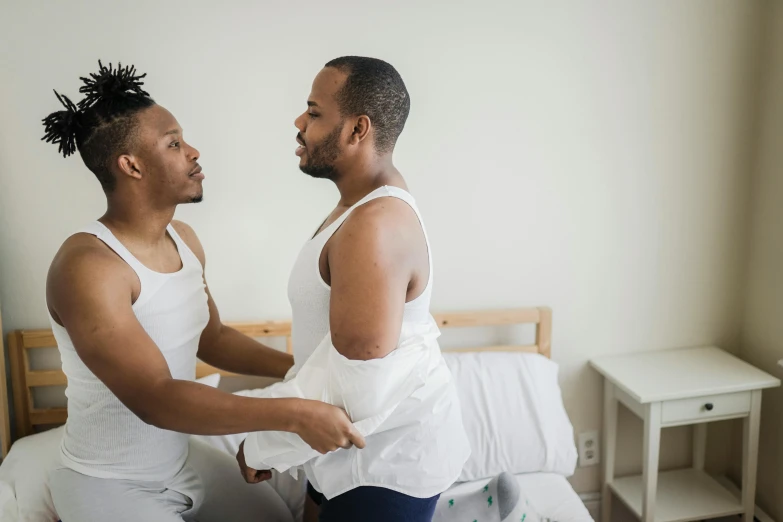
[
  {"xmin": 100, "ymin": 195, "xmax": 176, "ymax": 246},
  {"xmin": 334, "ymin": 154, "xmax": 405, "ymax": 207}
]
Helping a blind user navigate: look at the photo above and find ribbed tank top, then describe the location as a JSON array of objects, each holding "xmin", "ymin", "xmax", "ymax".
[
  {"xmin": 50, "ymin": 221, "xmax": 210, "ymax": 481},
  {"xmin": 287, "ymin": 185, "xmax": 434, "ymax": 367}
]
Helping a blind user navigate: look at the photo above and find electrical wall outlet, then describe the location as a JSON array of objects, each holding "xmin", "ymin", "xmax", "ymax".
[{"xmin": 578, "ymin": 431, "xmax": 600, "ymax": 467}]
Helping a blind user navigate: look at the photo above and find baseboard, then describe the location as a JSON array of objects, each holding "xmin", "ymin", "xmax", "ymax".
[
  {"xmin": 580, "ymin": 477, "xmax": 775, "ymax": 522},
  {"xmin": 579, "ymin": 492, "xmax": 601, "ymax": 520}
]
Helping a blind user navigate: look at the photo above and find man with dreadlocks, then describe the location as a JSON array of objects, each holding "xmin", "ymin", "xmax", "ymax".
[
  {"xmin": 235, "ymin": 57, "xmax": 472, "ymax": 522},
  {"xmin": 41, "ymin": 61, "xmax": 365, "ymax": 522}
]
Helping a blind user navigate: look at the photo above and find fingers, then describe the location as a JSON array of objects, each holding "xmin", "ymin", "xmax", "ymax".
[
  {"xmin": 347, "ymin": 427, "xmax": 366, "ymax": 449},
  {"xmin": 243, "ymin": 465, "xmax": 258, "ymax": 483},
  {"xmin": 237, "ymin": 440, "xmax": 270, "ymax": 484},
  {"xmin": 243, "ymin": 466, "xmax": 272, "ymax": 484},
  {"xmin": 300, "ymin": 403, "xmax": 367, "ymax": 454},
  {"xmin": 314, "ymin": 438, "xmax": 351, "ymax": 454},
  {"xmin": 336, "ymin": 407, "xmax": 364, "ymax": 449}
]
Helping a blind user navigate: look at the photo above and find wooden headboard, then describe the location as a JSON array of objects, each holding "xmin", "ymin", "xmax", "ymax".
[{"xmin": 1, "ymin": 307, "xmax": 551, "ymax": 457}]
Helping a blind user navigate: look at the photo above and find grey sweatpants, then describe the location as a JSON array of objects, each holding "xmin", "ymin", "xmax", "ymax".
[{"xmin": 49, "ymin": 438, "xmax": 294, "ymax": 522}]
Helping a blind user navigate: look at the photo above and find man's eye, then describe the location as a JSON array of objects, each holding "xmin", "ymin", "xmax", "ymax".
[
  {"xmin": 171, "ymin": 141, "xmax": 180, "ymax": 148},
  {"xmin": 308, "ymin": 113, "xmax": 318, "ymax": 119}
]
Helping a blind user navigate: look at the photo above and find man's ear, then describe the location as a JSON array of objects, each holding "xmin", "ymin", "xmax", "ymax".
[
  {"xmin": 349, "ymin": 115, "xmax": 372, "ymax": 145},
  {"xmin": 116, "ymin": 153, "xmax": 143, "ymax": 180}
]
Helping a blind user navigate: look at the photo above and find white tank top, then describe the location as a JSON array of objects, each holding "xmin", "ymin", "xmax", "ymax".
[
  {"xmin": 286, "ymin": 186, "xmax": 471, "ymax": 497},
  {"xmin": 50, "ymin": 221, "xmax": 210, "ymax": 481},
  {"xmin": 288, "ymin": 185, "xmax": 434, "ymax": 367}
]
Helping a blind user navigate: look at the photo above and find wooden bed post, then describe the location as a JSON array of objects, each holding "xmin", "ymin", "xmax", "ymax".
[
  {"xmin": 0, "ymin": 306, "xmax": 11, "ymax": 458},
  {"xmin": 8, "ymin": 331, "xmax": 31, "ymax": 440},
  {"xmin": 536, "ymin": 307, "xmax": 552, "ymax": 359}
]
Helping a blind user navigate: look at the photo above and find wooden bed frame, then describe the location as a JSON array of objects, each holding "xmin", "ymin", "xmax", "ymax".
[{"xmin": 0, "ymin": 307, "xmax": 551, "ymax": 458}]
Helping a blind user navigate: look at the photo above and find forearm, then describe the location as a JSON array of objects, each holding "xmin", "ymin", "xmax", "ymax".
[
  {"xmin": 199, "ymin": 325, "xmax": 294, "ymax": 378},
  {"xmin": 141, "ymin": 379, "xmax": 301, "ymax": 435}
]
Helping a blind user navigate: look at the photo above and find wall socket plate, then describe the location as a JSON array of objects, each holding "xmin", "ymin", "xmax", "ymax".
[{"xmin": 578, "ymin": 430, "xmax": 600, "ymax": 467}]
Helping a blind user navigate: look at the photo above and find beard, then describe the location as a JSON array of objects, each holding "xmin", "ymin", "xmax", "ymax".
[
  {"xmin": 184, "ymin": 184, "xmax": 204, "ymax": 204},
  {"xmin": 182, "ymin": 185, "xmax": 204, "ymax": 204},
  {"xmin": 299, "ymin": 125, "xmax": 342, "ymax": 180}
]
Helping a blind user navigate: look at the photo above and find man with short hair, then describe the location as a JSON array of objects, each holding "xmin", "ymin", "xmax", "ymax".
[{"xmin": 238, "ymin": 57, "xmax": 471, "ymax": 522}]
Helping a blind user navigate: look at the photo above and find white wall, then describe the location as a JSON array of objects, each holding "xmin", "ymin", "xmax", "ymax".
[
  {"xmin": 741, "ymin": 0, "xmax": 783, "ymax": 518},
  {"xmin": 0, "ymin": 0, "xmax": 764, "ymax": 494}
]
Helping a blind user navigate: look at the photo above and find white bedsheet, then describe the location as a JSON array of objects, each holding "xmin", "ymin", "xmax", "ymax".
[{"xmin": 439, "ymin": 473, "xmax": 592, "ymax": 522}]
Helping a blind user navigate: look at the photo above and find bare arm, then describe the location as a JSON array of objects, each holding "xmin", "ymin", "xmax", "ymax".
[
  {"xmin": 48, "ymin": 246, "xmax": 295, "ymax": 435},
  {"xmin": 47, "ymin": 238, "xmax": 363, "ymax": 451},
  {"xmin": 199, "ymin": 314, "xmax": 294, "ymax": 379},
  {"xmin": 327, "ymin": 201, "xmax": 421, "ymax": 361},
  {"xmin": 172, "ymin": 221, "xmax": 294, "ymax": 379}
]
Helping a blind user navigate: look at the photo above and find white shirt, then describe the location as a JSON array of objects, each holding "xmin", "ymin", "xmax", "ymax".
[{"xmin": 243, "ymin": 186, "xmax": 470, "ymax": 499}]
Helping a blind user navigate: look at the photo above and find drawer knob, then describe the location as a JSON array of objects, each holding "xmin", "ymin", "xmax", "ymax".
[{"xmin": 704, "ymin": 403, "xmax": 714, "ymax": 411}]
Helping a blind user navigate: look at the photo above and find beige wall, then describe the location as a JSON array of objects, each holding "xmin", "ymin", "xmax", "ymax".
[
  {"xmin": 0, "ymin": 0, "xmax": 766, "ymax": 494},
  {"xmin": 741, "ymin": 0, "xmax": 783, "ymax": 518}
]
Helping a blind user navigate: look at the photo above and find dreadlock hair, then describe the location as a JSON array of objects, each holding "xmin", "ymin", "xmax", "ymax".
[
  {"xmin": 41, "ymin": 61, "xmax": 155, "ymax": 192},
  {"xmin": 324, "ymin": 56, "xmax": 410, "ymax": 154}
]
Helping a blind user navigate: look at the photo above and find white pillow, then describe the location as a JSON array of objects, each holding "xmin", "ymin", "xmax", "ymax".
[
  {"xmin": 0, "ymin": 480, "xmax": 17, "ymax": 522},
  {"xmin": 0, "ymin": 373, "xmax": 223, "ymax": 522},
  {"xmin": 0, "ymin": 425, "xmax": 60, "ymax": 522},
  {"xmin": 442, "ymin": 352, "xmax": 577, "ymax": 482}
]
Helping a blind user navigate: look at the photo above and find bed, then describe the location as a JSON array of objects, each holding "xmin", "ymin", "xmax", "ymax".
[
  {"xmin": 0, "ymin": 307, "xmax": 592, "ymax": 522},
  {"xmin": 443, "ymin": 474, "xmax": 590, "ymax": 521}
]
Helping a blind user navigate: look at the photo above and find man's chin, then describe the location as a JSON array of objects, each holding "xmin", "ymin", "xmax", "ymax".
[
  {"xmin": 299, "ymin": 164, "xmax": 337, "ymax": 180},
  {"xmin": 184, "ymin": 192, "xmax": 204, "ymax": 204}
]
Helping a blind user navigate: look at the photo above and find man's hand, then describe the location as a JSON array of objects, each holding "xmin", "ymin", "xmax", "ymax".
[
  {"xmin": 238, "ymin": 401, "xmax": 365, "ymax": 484},
  {"xmin": 294, "ymin": 400, "xmax": 366, "ymax": 454},
  {"xmin": 237, "ymin": 440, "xmax": 273, "ymax": 484}
]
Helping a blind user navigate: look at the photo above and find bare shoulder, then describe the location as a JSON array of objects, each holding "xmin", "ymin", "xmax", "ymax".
[
  {"xmin": 49, "ymin": 233, "xmax": 127, "ymax": 279},
  {"xmin": 47, "ymin": 234, "xmax": 135, "ymax": 312},
  {"xmin": 341, "ymin": 197, "xmax": 419, "ymax": 237},
  {"xmin": 332, "ymin": 196, "xmax": 422, "ymax": 262},
  {"xmin": 171, "ymin": 220, "xmax": 206, "ymax": 266}
]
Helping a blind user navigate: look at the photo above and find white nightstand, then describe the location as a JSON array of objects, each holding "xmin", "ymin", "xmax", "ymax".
[{"xmin": 590, "ymin": 347, "xmax": 780, "ymax": 522}]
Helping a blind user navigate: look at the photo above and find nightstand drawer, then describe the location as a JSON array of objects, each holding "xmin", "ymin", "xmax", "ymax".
[{"xmin": 662, "ymin": 392, "xmax": 751, "ymax": 425}]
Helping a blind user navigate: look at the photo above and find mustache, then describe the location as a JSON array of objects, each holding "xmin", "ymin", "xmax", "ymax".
[{"xmin": 296, "ymin": 133, "xmax": 306, "ymax": 147}]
